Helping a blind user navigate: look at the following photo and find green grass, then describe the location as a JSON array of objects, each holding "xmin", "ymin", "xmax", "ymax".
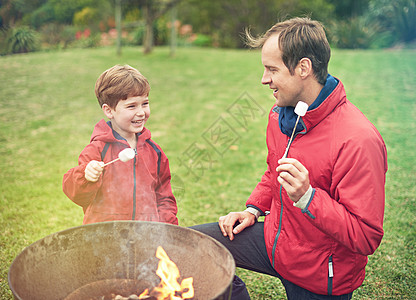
[{"xmin": 0, "ymin": 46, "xmax": 415, "ymax": 299}]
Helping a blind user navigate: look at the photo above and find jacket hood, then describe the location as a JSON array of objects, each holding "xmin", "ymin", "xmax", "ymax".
[{"xmin": 90, "ymin": 119, "xmax": 152, "ymax": 145}]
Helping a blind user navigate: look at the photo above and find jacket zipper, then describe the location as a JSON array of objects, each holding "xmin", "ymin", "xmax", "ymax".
[
  {"xmin": 132, "ymin": 152, "xmax": 137, "ymax": 220},
  {"xmin": 328, "ymin": 255, "xmax": 334, "ymax": 295},
  {"xmin": 272, "ymin": 185, "xmax": 284, "ymax": 266},
  {"xmin": 272, "ymin": 118, "xmax": 307, "ymax": 266},
  {"xmin": 272, "ymin": 133, "xmax": 297, "ymax": 266}
]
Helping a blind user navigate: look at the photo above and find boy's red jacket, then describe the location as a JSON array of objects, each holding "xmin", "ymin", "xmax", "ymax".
[
  {"xmin": 246, "ymin": 79, "xmax": 387, "ymax": 295},
  {"xmin": 63, "ymin": 119, "xmax": 178, "ymax": 225}
]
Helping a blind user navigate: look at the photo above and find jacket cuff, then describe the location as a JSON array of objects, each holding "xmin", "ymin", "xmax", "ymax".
[
  {"xmin": 300, "ymin": 188, "xmax": 316, "ymax": 219},
  {"xmin": 246, "ymin": 204, "xmax": 266, "ymax": 219},
  {"xmin": 293, "ymin": 185, "xmax": 313, "ymax": 210},
  {"xmin": 245, "ymin": 207, "xmax": 261, "ymax": 220}
]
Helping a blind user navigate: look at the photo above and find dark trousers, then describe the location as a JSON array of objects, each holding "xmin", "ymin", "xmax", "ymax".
[{"xmin": 190, "ymin": 222, "xmax": 353, "ymax": 300}]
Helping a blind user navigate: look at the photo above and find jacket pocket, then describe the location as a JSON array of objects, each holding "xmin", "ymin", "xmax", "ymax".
[{"xmin": 328, "ymin": 254, "xmax": 334, "ymax": 295}]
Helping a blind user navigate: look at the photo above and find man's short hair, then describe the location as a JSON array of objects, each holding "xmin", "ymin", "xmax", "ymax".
[
  {"xmin": 95, "ymin": 64, "xmax": 150, "ymax": 109},
  {"xmin": 246, "ymin": 17, "xmax": 330, "ymax": 85}
]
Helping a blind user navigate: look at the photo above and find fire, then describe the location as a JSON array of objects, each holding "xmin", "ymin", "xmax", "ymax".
[{"xmin": 138, "ymin": 246, "xmax": 194, "ymax": 300}]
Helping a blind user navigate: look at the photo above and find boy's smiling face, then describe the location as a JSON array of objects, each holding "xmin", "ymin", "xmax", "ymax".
[{"xmin": 103, "ymin": 95, "xmax": 150, "ymax": 141}]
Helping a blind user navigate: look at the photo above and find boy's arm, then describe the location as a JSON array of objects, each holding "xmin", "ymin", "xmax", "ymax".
[
  {"xmin": 155, "ymin": 152, "xmax": 178, "ymax": 225},
  {"xmin": 62, "ymin": 143, "xmax": 103, "ymax": 208}
]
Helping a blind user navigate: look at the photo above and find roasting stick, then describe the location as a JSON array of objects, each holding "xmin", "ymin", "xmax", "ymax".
[
  {"xmin": 103, "ymin": 148, "xmax": 136, "ymax": 167},
  {"xmin": 282, "ymin": 101, "xmax": 309, "ymax": 159}
]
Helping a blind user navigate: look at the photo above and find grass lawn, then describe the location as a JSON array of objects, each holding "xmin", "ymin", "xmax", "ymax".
[{"xmin": 0, "ymin": 45, "xmax": 415, "ymax": 299}]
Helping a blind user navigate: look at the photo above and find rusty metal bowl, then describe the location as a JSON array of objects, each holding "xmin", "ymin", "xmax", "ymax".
[{"xmin": 8, "ymin": 221, "xmax": 235, "ymax": 300}]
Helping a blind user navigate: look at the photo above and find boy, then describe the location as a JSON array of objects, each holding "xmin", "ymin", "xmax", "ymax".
[{"xmin": 63, "ymin": 64, "xmax": 178, "ymax": 225}]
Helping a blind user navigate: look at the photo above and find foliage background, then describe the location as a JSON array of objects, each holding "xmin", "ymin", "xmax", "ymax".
[{"xmin": 0, "ymin": 0, "xmax": 415, "ymax": 55}]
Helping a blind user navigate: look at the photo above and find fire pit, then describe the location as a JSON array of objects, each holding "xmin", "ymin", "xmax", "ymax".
[{"xmin": 8, "ymin": 221, "xmax": 235, "ymax": 300}]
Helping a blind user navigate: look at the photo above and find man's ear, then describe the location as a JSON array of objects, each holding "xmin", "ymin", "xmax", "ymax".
[
  {"xmin": 102, "ymin": 104, "xmax": 113, "ymax": 119},
  {"xmin": 297, "ymin": 57, "xmax": 313, "ymax": 79}
]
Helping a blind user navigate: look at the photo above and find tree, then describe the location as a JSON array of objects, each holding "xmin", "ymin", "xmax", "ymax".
[
  {"xmin": 0, "ymin": 0, "xmax": 48, "ymax": 28},
  {"xmin": 120, "ymin": 0, "xmax": 182, "ymax": 53},
  {"xmin": 140, "ymin": 0, "xmax": 182, "ymax": 53}
]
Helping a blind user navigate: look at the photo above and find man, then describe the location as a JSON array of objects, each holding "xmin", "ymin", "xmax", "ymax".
[{"xmin": 191, "ymin": 17, "xmax": 387, "ymax": 299}]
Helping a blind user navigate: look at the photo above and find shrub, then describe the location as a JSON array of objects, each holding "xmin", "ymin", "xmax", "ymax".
[
  {"xmin": 328, "ymin": 16, "xmax": 378, "ymax": 49},
  {"xmin": 393, "ymin": 0, "xmax": 416, "ymax": 42},
  {"xmin": 191, "ymin": 34, "xmax": 212, "ymax": 47},
  {"xmin": 39, "ymin": 24, "xmax": 77, "ymax": 49},
  {"xmin": 154, "ymin": 17, "xmax": 169, "ymax": 46},
  {"xmin": 368, "ymin": 0, "xmax": 416, "ymax": 43},
  {"xmin": 73, "ymin": 32, "xmax": 101, "ymax": 48},
  {"xmin": 60, "ymin": 26, "xmax": 77, "ymax": 48},
  {"xmin": 0, "ymin": 28, "xmax": 8, "ymax": 55},
  {"xmin": 130, "ymin": 25, "xmax": 146, "ymax": 46},
  {"xmin": 73, "ymin": 7, "xmax": 99, "ymax": 28},
  {"xmin": 40, "ymin": 23, "xmax": 63, "ymax": 47},
  {"xmin": 30, "ymin": 3, "xmax": 55, "ymax": 29},
  {"xmin": 6, "ymin": 26, "xmax": 40, "ymax": 54}
]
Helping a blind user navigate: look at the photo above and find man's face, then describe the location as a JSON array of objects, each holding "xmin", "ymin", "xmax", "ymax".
[{"xmin": 261, "ymin": 34, "xmax": 303, "ymax": 107}]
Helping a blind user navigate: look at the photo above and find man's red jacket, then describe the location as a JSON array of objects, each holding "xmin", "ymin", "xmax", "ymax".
[
  {"xmin": 246, "ymin": 79, "xmax": 387, "ymax": 295},
  {"xmin": 63, "ymin": 119, "xmax": 178, "ymax": 225}
]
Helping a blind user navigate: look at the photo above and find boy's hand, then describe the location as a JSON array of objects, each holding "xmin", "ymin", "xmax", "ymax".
[{"xmin": 85, "ymin": 160, "xmax": 104, "ymax": 182}]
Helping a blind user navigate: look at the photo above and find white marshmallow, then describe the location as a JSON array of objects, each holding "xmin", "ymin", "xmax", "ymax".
[
  {"xmin": 294, "ymin": 101, "xmax": 308, "ymax": 117},
  {"xmin": 118, "ymin": 148, "xmax": 135, "ymax": 162}
]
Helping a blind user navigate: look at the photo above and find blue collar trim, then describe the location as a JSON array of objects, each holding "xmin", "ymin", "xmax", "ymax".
[
  {"xmin": 309, "ymin": 74, "xmax": 338, "ymax": 110},
  {"xmin": 277, "ymin": 74, "xmax": 338, "ymax": 136}
]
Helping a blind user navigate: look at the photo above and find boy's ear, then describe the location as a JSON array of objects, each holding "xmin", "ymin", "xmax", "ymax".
[{"xmin": 102, "ymin": 104, "xmax": 113, "ymax": 119}]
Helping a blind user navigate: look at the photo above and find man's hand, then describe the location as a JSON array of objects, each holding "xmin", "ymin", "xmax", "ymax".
[
  {"xmin": 84, "ymin": 160, "xmax": 104, "ymax": 182},
  {"xmin": 276, "ymin": 157, "xmax": 310, "ymax": 202},
  {"xmin": 219, "ymin": 211, "xmax": 256, "ymax": 241}
]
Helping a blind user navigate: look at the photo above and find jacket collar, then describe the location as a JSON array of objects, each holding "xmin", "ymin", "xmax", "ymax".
[
  {"xmin": 302, "ymin": 76, "xmax": 346, "ymax": 133},
  {"xmin": 90, "ymin": 119, "xmax": 152, "ymax": 145},
  {"xmin": 275, "ymin": 75, "xmax": 344, "ymax": 136}
]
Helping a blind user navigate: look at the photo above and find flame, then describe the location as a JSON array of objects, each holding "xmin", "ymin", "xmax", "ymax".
[{"xmin": 139, "ymin": 246, "xmax": 194, "ymax": 300}]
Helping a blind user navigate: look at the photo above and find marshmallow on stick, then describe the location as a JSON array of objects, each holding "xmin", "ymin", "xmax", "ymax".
[
  {"xmin": 282, "ymin": 101, "xmax": 309, "ymax": 159},
  {"xmin": 103, "ymin": 148, "xmax": 136, "ymax": 167},
  {"xmin": 294, "ymin": 101, "xmax": 308, "ymax": 117}
]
